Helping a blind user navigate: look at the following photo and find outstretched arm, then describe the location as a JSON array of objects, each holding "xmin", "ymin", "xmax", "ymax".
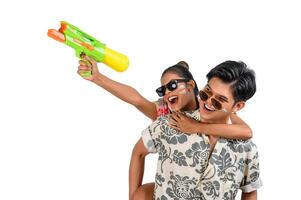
[
  {"xmin": 129, "ymin": 138, "xmax": 149, "ymax": 200},
  {"xmin": 168, "ymin": 112, "xmax": 252, "ymax": 140},
  {"xmin": 78, "ymin": 56, "xmax": 157, "ymax": 121}
]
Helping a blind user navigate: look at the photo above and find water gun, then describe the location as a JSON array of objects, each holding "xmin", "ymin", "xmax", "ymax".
[{"xmin": 48, "ymin": 21, "xmax": 129, "ymax": 77}]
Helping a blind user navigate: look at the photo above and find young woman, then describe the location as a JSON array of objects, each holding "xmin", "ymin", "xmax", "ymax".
[{"xmin": 130, "ymin": 62, "xmax": 207, "ymax": 200}]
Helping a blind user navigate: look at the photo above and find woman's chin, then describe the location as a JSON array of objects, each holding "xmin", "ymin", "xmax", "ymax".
[{"xmin": 168, "ymin": 103, "xmax": 181, "ymax": 112}]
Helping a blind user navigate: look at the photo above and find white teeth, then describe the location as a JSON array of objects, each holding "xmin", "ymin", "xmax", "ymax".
[
  {"xmin": 205, "ymin": 104, "xmax": 215, "ymax": 111},
  {"xmin": 168, "ymin": 96, "xmax": 178, "ymax": 102}
]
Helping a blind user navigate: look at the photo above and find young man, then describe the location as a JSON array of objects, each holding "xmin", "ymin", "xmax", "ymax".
[{"xmin": 129, "ymin": 61, "xmax": 262, "ymax": 200}]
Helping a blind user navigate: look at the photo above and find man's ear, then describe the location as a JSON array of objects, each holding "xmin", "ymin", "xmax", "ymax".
[
  {"xmin": 232, "ymin": 101, "xmax": 245, "ymax": 113},
  {"xmin": 186, "ymin": 80, "xmax": 195, "ymax": 92}
]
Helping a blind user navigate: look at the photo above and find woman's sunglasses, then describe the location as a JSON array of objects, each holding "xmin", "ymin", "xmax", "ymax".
[
  {"xmin": 199, "ymin": 90, "xmax": 223, "ymax": 110},
  {"xmin": 156, "ymin": 79, "xmax": 189, "ymax": 97}
]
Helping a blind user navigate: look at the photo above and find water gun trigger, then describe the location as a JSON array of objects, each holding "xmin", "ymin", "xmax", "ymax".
[{"xmin": 75, "ymin": 50, "xmax": 83, "ymax": 59}]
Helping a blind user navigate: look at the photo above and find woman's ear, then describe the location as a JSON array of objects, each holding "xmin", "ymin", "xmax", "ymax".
[
  {"xmin": 232, "ymin": 101, "xmax": 245, "ymax": 113},
  {"xmin": 186, "ymin": 80, "xmax": 195, "ymax": 92}
]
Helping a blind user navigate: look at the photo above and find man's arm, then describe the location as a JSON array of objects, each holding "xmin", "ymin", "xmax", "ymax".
[
  {"xmin": 241, "ymin": 190, "xmax": 257, "ymax": 200},
  {"xmin": 129, "ymin": 138, "xmax": 149, "ymax": 200}
]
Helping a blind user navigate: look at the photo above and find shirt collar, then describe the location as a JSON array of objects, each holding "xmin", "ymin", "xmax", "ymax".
[{"xmin": 183, "ymin": 109, "xmax": 200, "ymax": 121}]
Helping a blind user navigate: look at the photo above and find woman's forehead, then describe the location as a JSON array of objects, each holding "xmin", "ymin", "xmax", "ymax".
[{"xmin": 161, "ymin": 72, "xmax": 182, "ymax": 84}]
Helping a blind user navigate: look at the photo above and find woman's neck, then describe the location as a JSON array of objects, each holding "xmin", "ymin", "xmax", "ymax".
[{"xmin": 182, "ymin": 96, "xmax": 198, "ymax": 111}]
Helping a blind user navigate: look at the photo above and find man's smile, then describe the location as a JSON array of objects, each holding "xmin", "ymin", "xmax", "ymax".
[{"xmin": 204, "ymin": 103, "xmax": 215, "ymax": 112}]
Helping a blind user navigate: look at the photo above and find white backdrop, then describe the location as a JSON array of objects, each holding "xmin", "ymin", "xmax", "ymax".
[{"xmin": 1, "ymin": 0, "xmax": 300, "ymax": 199}]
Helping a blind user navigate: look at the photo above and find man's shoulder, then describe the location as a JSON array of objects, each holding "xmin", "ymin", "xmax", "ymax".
[{"xmin": 220, "ymin": 138, "xmax": 258, "ymax": 154}]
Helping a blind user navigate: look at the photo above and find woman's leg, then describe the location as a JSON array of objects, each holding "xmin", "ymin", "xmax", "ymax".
[{"xmin": 132, "ymin": 182, "xmax": 154, "ymax": 200}]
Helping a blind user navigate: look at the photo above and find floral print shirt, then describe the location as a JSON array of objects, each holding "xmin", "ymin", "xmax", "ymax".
[
  {"xmin": 142, "ymin": 110, "xmax": 262, "ymax": 200},
  {"xmin": 198, "ymin": 138, "xmax": 262, "ymax": 200},
  {"xmin": 142, "ymin": 110, "xmax": 209, "ymax": 200}
]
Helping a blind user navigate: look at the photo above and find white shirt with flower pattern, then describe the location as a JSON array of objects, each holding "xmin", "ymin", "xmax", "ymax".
[
  {"xmin": 142, "ymin": 110, "xmax": 262, "ymax": 200},
  {"xmin": 142, "ymin": 110, "xmax": 209, "ymax": 200},
  {"xmin": 198, "ymin": 137, "xmax": 262, "ymax": 200}
]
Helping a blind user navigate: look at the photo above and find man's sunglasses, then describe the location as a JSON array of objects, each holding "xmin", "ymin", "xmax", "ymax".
[
  {"xmin": 199, "ymin": 90, "xmax": 223, "ymax": 110},
  {"xmin": 156, "ymin": 79, "xmax": 189, "ymax": 97}
]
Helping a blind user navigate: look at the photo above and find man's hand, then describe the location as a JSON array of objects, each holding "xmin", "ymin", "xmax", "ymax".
[
  {"xmin": 77, "ymin": 55, "xmax": 100, "ymax": 82},
  {"xmin": 168, "ymin": 111, "xmax": 200, "ymax": 134}
]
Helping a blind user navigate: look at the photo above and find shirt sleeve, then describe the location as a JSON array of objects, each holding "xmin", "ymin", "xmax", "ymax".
[
  {"xmin": 153, "ymin": 98, "xmax": 169, "ymax": 117},
  {"xmin": 141, "ymin": 118, "xmax": 162, "ymax": 153},
  {"xmin": 240, "ymin": 142, "xmax": 263, "ymax": 193}
]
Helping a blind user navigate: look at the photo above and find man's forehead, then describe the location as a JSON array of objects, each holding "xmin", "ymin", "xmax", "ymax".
[{"xmin": 207, "ymin": 78, "xmax": 233, "ymax": 98}]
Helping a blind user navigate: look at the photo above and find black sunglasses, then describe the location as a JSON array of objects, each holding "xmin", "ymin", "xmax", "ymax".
[{"xmin": 156, "ymin": 79, "xmax": 189, "ymax": 97}]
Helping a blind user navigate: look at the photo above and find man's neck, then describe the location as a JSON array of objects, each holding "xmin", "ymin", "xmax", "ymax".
[{"xmin": 203, "ymin": 116, "xmax": 230, "ymax": 151}]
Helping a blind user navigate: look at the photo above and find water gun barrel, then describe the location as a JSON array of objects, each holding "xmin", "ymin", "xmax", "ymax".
[
  {"xmin": 103, "ymin": 48, "xmax": 129, "ymax": 72},
  {"xmin": 47, "ymin": 21, "xmax": 129, "ymax": 76}
]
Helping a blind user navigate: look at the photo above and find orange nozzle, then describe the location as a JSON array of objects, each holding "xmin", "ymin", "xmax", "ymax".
[
  {"xmin": 47, "ymin": 29, "xmax": 65, "ymax": 43},
  {"xmin": 59, "ymin": 22, "xmax": 68, "ymax": 33}
]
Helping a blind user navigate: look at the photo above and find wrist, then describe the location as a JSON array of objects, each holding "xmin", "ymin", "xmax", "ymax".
[
  {"xmin": 194, "ymin": 122, "xmax": 204, "ymax": 133},
  {"xmin": 91, "ymin": 72, "xmax": 103, "ymax": 83}
]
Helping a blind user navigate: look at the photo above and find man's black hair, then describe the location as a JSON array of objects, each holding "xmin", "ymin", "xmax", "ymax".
[{"xmin": 206, "ymin": 60, "xmax": 256, "ymax": 103}]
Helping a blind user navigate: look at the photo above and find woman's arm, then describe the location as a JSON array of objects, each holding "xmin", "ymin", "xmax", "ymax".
[
  {"xmin": 129, "ymin": 138, "xmax": 149, "ymax": 200},
  {"xmin": 168, "ymin": 112, "xmax": 252, "ymax": 140},
  {"xmin": 78, "ymin": 56, "xmax": 157, "ymax": 121}
]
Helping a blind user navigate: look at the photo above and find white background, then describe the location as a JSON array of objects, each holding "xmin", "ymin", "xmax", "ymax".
[{"xmin": 0, "ymin": 0, "xmax": 300, "ymax": 199}]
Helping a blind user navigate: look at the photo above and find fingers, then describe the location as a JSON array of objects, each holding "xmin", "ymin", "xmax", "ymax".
[
  {"xmin": 168, "ymin": 116, "xmax": 178, "ymax": 126},
  {"xmin": 175, "ymin": 111, "xmax": 186, "ymax": 119},
  {"xmin": 78, "ymin": 58, "xmax": 93, "ymax": 76},
  {"xmin": 83, "ymin": 55, "xmax": 97, "ymax": 66},
  {"xmin": 168, "ymin": 124, "xmax": 180, "ymax": 131},
  {"xmin": 78, "ymin": 64, "xmax": 91, "ymax": 76},
  {"xmin": 81, "ymin": 55, "xmax": 100, "ymax": 75},
  {"xmin": 77, "ymin": 64, "xmax": 92, "ymax": 78},
  {"xmin": 79, "ymin": 60, "xmax": 91, "ymax": 67},
  {"xmin": 171, "ymin": 112, "xmax": 181, "ymax": 121},
  {"xmin": 78, "ymin": 64, "xmax": 91, "ymax": 71},
  {"xmin": 77, "ymin": 69, "xmax": 91, "ymax": 79},
  {"xmin": 168, "ymin": 111, "xmax": 186, "ymax": 125},
  {"xmin": 168, "ymin": 112, "xmax": 185, "ymax": 131}
]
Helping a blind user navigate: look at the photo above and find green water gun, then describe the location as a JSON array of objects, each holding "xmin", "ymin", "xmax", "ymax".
[{"xmin": 48, "ymin": 21, "xmax": 129, "ymax": 77}]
